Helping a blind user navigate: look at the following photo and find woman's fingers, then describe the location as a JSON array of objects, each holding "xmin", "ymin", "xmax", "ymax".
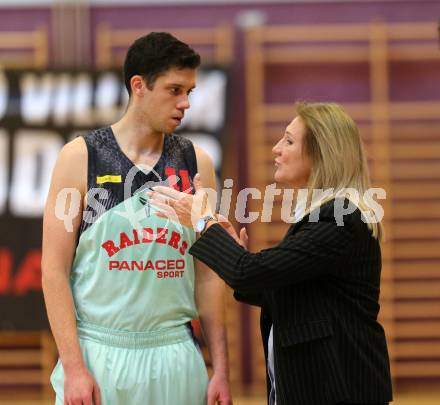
[
  {"xmin": 166, "ymin": 174, "xmax": 179, "ymax": 190},
  {"xmin": 239, "ymin": 227, "xmax": 249, "ymax": 248},
  {"xmin": 215, "ymin": 215, "xmax": 248, "ymax": 248},
  {"xmin": 150, "ymin": 185, "xmax": 182, "ymax": 200},
  {"xmin": 216, "ymin": 214, "xmax": 228, "ymax": 223},
  {"xmin": 217, "ymin": 220, "xmax": 242, "ymax": 244},
  {"xmin": 149, "ymin": 193, "xmax": 193, "ymax": 229},
  {"xmin": 148, "ymin": 178, "xmax": 215, "ymax": 230},
  {"xmin": 148, "ymin": 192, "xmax": 172, "ymax": 206},
  {"xmin": 193, "ymin": 173, "xmax": 203, "ymax": 192},
  {"xmin": 221, "ymin": 225, "xmax": 239, "ymax": 242},
  {"xmin": 148, "ymin": 199, "xmax": 176, "ymax": 216}
]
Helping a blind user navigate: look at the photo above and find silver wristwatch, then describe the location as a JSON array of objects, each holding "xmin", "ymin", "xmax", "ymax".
[{"xmin": 195, "ymin": 215, "xmax": 217, "ymax": 234}]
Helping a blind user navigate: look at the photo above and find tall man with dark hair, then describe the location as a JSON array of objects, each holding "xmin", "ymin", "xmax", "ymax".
[{"xmin": 42, "ymin": 32, "xmax": 232, "ymax": 405}]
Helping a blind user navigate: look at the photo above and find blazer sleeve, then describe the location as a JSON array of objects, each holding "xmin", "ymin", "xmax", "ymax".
[
  {"xmin": 233, "ymin": 290, "xmax": 263, "ymax": 307},
  {"xmin": 189, "ymin": 211, "xmax": 356, "ymax": 293}
]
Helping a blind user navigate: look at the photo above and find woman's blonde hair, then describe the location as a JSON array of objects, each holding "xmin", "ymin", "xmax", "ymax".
[{"xmin": 296, "ymin": 101, "xmax": 383, "ymax": 240}]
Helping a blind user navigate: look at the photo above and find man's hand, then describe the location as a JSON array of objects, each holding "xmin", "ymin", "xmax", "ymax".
[
  {"xmin": 64, "ymin": 366, "xmax": 101, "ymax": 405},
  {"xmin": 207, "ymin": 373, "xmax": 233, "ymax": 405}
]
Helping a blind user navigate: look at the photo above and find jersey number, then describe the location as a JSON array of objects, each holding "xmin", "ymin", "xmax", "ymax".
[{"xmin": 164, "ymin": 168, "xmax": 192, "ymax": 193}]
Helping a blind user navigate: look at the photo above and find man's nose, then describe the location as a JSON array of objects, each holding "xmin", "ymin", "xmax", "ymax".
[{"xmin": 177, "ymin": 94, "xmax": 190, "ymax": 110}]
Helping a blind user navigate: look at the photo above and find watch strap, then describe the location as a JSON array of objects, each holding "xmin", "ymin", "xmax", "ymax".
[{"xmin": 199, "ymin": 215, "xmax": 217, "ymax": 235}]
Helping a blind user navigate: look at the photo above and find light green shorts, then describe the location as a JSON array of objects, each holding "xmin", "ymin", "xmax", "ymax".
[{"xmin": 50, "ymin": 321, "xmax": 209, "ymax": 405}]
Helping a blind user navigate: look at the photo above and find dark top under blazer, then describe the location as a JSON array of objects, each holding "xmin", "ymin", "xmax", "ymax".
[{"xmin": 189, "ymin": 199, "xmax": 392, "ymax": 405}]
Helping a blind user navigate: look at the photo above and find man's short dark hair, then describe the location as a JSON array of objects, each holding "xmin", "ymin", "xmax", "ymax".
[{"xmin": 123, "ymin": 32, "xmax": 201, "ymax": 95}]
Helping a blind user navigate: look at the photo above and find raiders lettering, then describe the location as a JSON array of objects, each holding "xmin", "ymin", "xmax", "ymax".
[
  {"xmin": 102, "ymin": 227, "xmax": 188, "ymax": 257},
  {"xmin": 101, "ymin": 227, "xmax": 188, "ymax": 279}
]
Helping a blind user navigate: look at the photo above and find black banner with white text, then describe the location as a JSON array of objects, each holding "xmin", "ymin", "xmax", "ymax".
[{"xmin": 0, "ymin": 68, "xmax": 228, "ymax": 329}]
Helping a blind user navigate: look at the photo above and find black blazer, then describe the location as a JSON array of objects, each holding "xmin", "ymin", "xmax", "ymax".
[{"xmin": 190, "ymin": 199, "xmax": 392, "ymax": 405}]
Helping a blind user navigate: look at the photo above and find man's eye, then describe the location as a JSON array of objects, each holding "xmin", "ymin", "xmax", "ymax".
[{"xmin": 171, "ymin": 88, "xmax": 180, "ymax": 94}]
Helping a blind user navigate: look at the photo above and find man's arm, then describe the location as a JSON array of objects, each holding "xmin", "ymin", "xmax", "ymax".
[
  {"xmin": 193, "ymin": 145, "xmax": 232, "ymax": 405},
  {"xmin": 42, "ymin": 137, "xmax": 101, "ymax": 405}
]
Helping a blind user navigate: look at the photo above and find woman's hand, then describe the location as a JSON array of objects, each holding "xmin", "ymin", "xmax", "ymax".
[
  {"xmin": 217, "ymin": 214, "xmax": 248, "ymax": 249},
  {"xmin": 147, "ymin": 173, "xmax": 214, "ymax": 230}
]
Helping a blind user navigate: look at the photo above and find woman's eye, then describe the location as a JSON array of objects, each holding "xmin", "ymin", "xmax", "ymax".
[{"xmin": 286, "ymin": 139, "xmax": 293, "ymax": 145}]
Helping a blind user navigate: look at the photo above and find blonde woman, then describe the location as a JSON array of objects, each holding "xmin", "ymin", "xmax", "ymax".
[{"xmin": 150, "ymin": 102, "xmax": 393, "ymax": 405}]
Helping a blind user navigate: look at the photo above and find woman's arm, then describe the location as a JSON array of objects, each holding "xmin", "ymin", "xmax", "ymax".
[
  {"xmin": 189, "ymin": 207, "xmax": 356, "ymax": 293},
  {"xmin": 233, "ymin": 291, "xmax": 263, "ymax": 307},
  {"xmin": 148, "ymin": 179, "xmax": 357, "ymax": 295}
]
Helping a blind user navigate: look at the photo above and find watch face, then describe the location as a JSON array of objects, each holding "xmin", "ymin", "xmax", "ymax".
[{"xmin": 196, "ymin": 217, "xmax": 205, "ymax": 233}]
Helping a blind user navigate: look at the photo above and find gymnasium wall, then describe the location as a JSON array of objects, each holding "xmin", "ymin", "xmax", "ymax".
[{"xmin": 0, "ymin": 0, "xmax": 439, "ymax": 395}]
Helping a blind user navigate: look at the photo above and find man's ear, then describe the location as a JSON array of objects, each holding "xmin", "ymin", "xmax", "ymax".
[{"xmin": 130, "ymin": 75, "xmax": 145, "ymax": 97}]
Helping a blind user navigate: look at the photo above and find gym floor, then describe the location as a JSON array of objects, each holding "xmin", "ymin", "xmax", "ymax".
[{"xmin": 0, "ymin": 392, "xmax": 440, "ymax": 405}]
